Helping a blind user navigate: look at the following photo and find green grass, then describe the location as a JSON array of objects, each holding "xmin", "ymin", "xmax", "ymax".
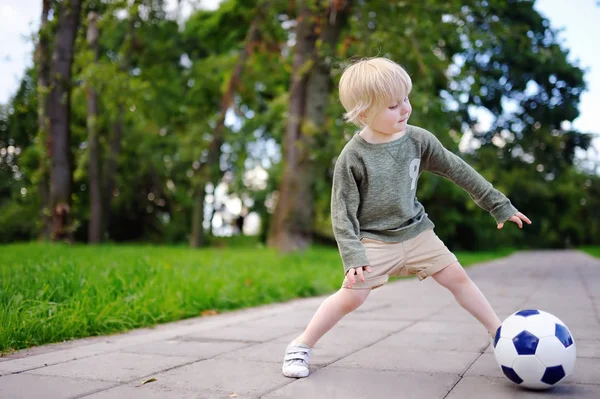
[
  {"xmin": 0, "ymin": 242, "xmax": 513, "ymax": 354},
  {"xmin": 581, "ymin": 246, "xmax": 600, "ymax": 258}
]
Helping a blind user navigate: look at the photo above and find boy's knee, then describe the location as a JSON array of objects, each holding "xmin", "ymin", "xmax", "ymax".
[
  {"xmin": 436, "ymin": 262, "xmax": 471, "ymax": 290},
  {"xmin": 340, "ymin": 289, "xmax": 369, "ymax": 312},
  {"xmin": 452, "ymin": 267, "xmax": 471, "ymax": 285}
]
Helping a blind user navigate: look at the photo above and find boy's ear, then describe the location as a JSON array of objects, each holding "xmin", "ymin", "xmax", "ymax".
[{"xmin": 359, "ymin": 115, "xmax": 368, "ymax": 127}]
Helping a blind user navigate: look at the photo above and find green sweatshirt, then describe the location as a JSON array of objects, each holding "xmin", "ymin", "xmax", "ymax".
[{"xmin": 331, "ymin": 124, "xmax": 518, "ymax": 273}]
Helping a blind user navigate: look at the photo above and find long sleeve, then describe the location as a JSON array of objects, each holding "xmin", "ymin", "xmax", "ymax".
[
  {"xmin": 331, "ymin": 153, "xmax": 369, "ymax": 273},
  {"xmin": 421, "ymin": 130, "xmax": 518, "ymax": 224}
]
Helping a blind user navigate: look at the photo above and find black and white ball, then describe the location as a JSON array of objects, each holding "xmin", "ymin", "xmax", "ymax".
[{"xmin": 493, "ymin": 309, "xmax": 576, "ymax": 389}]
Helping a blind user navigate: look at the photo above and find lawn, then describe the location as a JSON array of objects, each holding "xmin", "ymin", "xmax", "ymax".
[
  {"xmin": 0, "ymin": 241, "xmax": 514, "ymax": 354},
  {"xmin": 581, "ymin": 246, "xmax": 600, "ymax": 258}
]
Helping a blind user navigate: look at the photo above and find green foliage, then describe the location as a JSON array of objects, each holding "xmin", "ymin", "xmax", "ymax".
[
  {"xmin": 183, "ymin": 0, "xmax": 250, "ymax": 57},
  {"xmin": 0, "ymin": 201, "xmax": 39, "ymax": 243},
  {"xmin": 0, "ymin": 242, "xmax": 512, "ymax": 352},
  {"xmin": 0, "ymin": 69, "xmax": 38, "ymax": 202},
  {"xmin": 0, "ymin": 0, "xmax": 598, "ymax": 250}
]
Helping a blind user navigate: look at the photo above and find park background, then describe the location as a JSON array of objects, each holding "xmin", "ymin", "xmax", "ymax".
[{"xmin": 1, "ymin": 0, "xmax": 599, "ymax": 354}]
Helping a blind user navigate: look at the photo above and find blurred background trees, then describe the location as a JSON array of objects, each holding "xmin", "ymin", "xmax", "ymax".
[{"xmin": 1, "ymin": 0, "xmax": 598, "ymax": 249}]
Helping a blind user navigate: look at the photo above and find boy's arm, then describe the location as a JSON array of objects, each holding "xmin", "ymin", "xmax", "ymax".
[
  {"xmin": 421, "ymin": 129, "xmax": 518, "ymax": 225},
  {"xmin": 331, "ymin": 154, "xmax": 370, "ymax": 274}
]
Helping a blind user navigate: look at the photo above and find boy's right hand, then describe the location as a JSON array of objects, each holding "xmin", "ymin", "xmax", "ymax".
[{"xmin": 345, "ymin": 266, "xmax": 372, "ymax": 288}]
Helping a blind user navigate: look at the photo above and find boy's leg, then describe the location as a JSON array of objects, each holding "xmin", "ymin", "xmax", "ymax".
[
  {"xmin": 294, "ymin": 287, "xmax": 371, "ymax": 348},
  {"xmin": 283, "ymin": 238, "xmax": 393, "ymax": 378},
  {"xmin": 282, "ymin": 287, "xmax": 371, "ymax": 378},
  {"xmin": 432, "ymin": 262, "xmax": 501, "ymax": 337}
]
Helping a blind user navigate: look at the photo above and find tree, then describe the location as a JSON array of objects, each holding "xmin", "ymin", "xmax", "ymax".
[
  {"xmin": 47, "ymin": 0, "xmax": 83, "ymax": 241},
  {"xmin": 307, "ymin": 0, "xmax": 591, "ymax": 250},
  {"xmin": 268, "ymin": 0, "xmax": 352, "ymax": 251},
  {"xmin": 1, "ymin": 0, "xmax": 596, "ymax": 250},
  {"xmin": 437, "ymin": 0, "xmax": 591, "ymax": 248},
  {"xmin": 190, "ymin": 1, "xmax": 270, "ymax": 247},
  {"xmin": 0, "ymin": 75, "xmax": 40, "ymax": 243},
  {"xmin": 87, "ymin": 11, "xmax": 102, "ymax": 243},
  {"xmin": 35, "ymin": 0, "xmax": 53, "ymax": 239}
]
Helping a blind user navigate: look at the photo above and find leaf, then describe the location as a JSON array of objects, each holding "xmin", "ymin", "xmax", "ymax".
[
  {"xmin": 201, "ymin": 309, "xmax": 219, "ymax": 316},
  {"xmin": 140, "ymin": 378, "xmax": 157, "ymax": 386}
]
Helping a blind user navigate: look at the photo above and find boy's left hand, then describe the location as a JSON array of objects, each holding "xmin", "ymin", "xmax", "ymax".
[{"xmin": 497, "ymin": 212, "xmax": 532, "ymax": 229}]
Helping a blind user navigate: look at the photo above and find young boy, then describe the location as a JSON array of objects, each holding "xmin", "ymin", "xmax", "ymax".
[{"xmin": 281, "ymin": 57, "xmax": 531, "ymax": 378}]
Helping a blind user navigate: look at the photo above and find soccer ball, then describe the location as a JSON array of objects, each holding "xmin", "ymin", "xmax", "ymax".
[{"xmin": 493, "ymin": 309, "xmax": 576, "ymax": 390}]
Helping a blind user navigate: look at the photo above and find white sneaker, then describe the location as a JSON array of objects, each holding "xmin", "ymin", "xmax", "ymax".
[{"xmin": 282, "ymin": 341, "xmax": 312, "ymax": 378}]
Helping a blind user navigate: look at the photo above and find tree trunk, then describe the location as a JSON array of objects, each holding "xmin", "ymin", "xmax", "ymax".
[
  {"xmin": 47, "ymin": 0, "xmax": 83, "ymax": 242},
  {"xmin": 189, "ymin": 2, "xmax": 266, "ymax": 247},
  {"xmin": 35, "ymin": 0, "xmax": 52, "ymax": 240},
  {"xmin": 190, "ymin": 186, "xmax": 207, "ymax": 247},
  {"xmin": 87, "ymin": 11, "xmax": 102, "ymax": 243},
  {"xmin": 268, "ymin": 0, "xmax": 350, "ymax": 251}
]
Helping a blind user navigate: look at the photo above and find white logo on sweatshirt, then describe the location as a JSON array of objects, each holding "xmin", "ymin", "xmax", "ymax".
[{"xmin": 409, "ymin": 158, "xmax": 420, "ymax": 190}]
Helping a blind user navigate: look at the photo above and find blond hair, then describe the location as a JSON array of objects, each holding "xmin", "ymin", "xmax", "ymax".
[{"xmin": 338, "ymin": 57, "xmax": 412, "ymax": 126}]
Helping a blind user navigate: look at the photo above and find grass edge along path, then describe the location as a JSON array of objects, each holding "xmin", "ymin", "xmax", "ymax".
[
  {"xmin": 0, "ymin": 242, "xmax": 514, "ymax": 354},
  {"xmin": 581, "ymin": 246, "xmax": 600, "ymax": 259}
]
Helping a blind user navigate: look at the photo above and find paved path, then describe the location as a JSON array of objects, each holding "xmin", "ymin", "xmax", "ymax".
[{"xmin": 1, "ymin": 250, "xmax": 599, "ymax": 398}]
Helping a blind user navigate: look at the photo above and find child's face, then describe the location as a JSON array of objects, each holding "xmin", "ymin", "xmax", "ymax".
[{"xmin": 367, "ymin": 97, "xmax": 412, "ymax": 135}]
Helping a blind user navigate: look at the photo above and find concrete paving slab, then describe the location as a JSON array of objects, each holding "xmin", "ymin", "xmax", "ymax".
[
  {"xmin": 271, "ymin": 318, "xmax": 413, "ymax": 345},
  {"xmin": 214, "ymin": 341, "xmax": 295, "ymax": 365},
  {"xmin": 26, "ymin": 352, "xmax": 197, "ymax": 383},
  {"xmin": 182, "ymin": 318, "xmax": 302, "ymax": 343},
  {"xmin": 344, "ymin": 304, "xmax": 439, "ymax": 321},
  {"xmin": 83, "ymin": 383, "xmax": 247, "ymax": 399},
  {"xmin": 374, "ymin": 330, "xmax": 491, "ymax": 352},
  {"xmin": 333, "ymin": 317, "xmax": 412, "ymax": 332},
  {"xmin": 554, "ymin": 313, "xmax": 600, "ymax": 328},
  {"xmin": 83, "ymin": 384, "xmax": 211, "ymax": 399},
  {"xmin": 333, "ymin": 343, "xmax": 480, "ymax": 375},
  {"xmin": 564, "ymin": 326, "xmax": 599, "ymax": 340},
  {"xmin": 465, "ymin": 352, "xmax": 521, "ymax": 379},
  {"xmin": 0, "ymin": 304, "xmax": 311, "ymax": 375},
  {"xmin": 132, "ymin": 358, "xmax": 291, "ymax": 397},
  {"xmin": 217, "ymin": 338, "xmax": 363, "ymax": 367},
  {"xmin": 0, "ymin": 335, "xmax": 113, "ymax": 360},
  {"xmin": 0, "ymin": 373, "xmax": 113, "ymax": 399},
  {"xmin": 427, "ymin": 307, "xmax": 484, "ymax": 323},
  {"xmin": 464, "ymin": 352, "xmax": 598, "ymax": 385},
  {"xmin": 0, "ymin": 343, "xmax": 118, "ymax": 375},
  {"xmin": 263, "ymin": 367, "xmax": 458, "ymax": 399},
  {"xmin": 216, "ymin": 320, "xmax": 412, "ymax": 366},
  {"xmin": 524, "ymin": 301, "xmax": 596, "ymax": 315},
  {"xmin": 401, "ymin": 320, "xmax": 485, "ymax": 335},
  {"xmin": 121, "ymin": 339, "xmax": 249, "ymax": 359},
  {"xmin": 481, "ymin": 298, "xmax": 531, "ymax": 311},
  {"xmin": 446, "ymin": 375, "xmax": 600, "ymax": 399},
  {"xmin": 569, "ymin": 357, "xmax": 600, "ymax": 385},
  {"xmin": 574, "ymin": 339, "xmax": 600, "ymax": 358},
  {"xmin": 243, "ymin": 310, "xmax": 320, "ymax": 328}
]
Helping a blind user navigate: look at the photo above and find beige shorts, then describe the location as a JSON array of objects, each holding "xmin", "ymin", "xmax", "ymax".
[{"xmin": 342, "ymin": 228, "xmax": 458, "ymax": 290}]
